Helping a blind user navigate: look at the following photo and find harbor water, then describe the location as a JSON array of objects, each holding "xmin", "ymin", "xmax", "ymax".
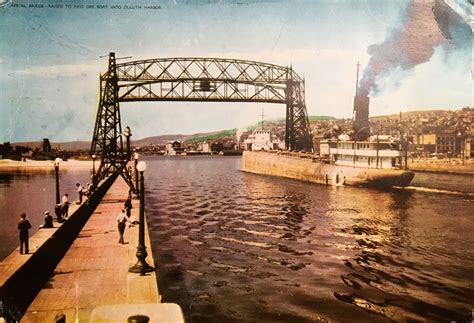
[
  {"xmin": 144, "ymin": 156, "xmax": 473, "ymax": 322},
  {"xmin": 0, "ymin": 156, "xmax": 472, "ymax": 322}
]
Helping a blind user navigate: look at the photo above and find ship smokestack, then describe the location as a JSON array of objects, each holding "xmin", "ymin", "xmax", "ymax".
[
  {"xmin": 353, "ymin": 96, "xmax": 370, "ymax": 140},
  {"xmin": 353, "ymin": 62, "xmax": 370, "ymax": 140}
]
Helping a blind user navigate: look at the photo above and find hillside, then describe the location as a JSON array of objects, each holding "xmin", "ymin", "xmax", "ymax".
[{"xmin": 11, "ymin": 110, "xmax": 468, "ymax": 152}]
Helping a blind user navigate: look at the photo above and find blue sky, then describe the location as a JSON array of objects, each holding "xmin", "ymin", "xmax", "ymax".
[{"xmin": 0, "ymin": 0, "xmax": 471, "ymax": 142}]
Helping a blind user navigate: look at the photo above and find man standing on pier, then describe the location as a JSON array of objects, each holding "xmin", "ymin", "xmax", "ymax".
[
  {"xmin": 124, "ymin": 196, "xmax": 132, "ymax": 218},
  {"xmin": 18, "ymin": 213, "xmax": 32, "ymax": 254},
  {"xmin": 76, "ymin": 183, "xmax": 84, "ymax": 204},
  {"xmin": 117, "ymin": 209, "xmax": 130, "ymax": 244},
  {"xmin": 62, "ymin": 193, "xmax": 70, "ymax": 218}
]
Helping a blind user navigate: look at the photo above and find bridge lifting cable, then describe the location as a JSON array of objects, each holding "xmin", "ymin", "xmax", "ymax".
[{"xmin": 90, "ymin": 53, "xmax": 313, "ymax": 192}]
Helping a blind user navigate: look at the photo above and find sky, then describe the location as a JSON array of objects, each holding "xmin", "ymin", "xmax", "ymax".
[{"xmin": 0, "ymin": 0, "xmax": 471, "ymax": 142}]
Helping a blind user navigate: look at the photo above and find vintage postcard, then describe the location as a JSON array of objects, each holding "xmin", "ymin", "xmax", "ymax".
[{"xmin": 0, "ymin": 1, "xmax": 472, "ymax": 322}]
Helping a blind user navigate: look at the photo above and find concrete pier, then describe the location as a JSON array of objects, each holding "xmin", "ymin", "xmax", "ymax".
[{"xmin": 1, "ymin": 176, "xmax": 183, "ymax": 322}]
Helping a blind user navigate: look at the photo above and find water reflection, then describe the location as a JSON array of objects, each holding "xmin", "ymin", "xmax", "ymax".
[
  {"xmin": 331, "ymin": 189, "xmax": 471, "ymax": 321},
  {"xmin": 0, "ymin": 173, "xmax": 14, "ymax": 186}
]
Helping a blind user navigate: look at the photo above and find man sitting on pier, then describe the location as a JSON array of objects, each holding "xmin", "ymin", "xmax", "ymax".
[{"xmin": 40, "ymin": 211, "xmax": 54, "ymax": 228}]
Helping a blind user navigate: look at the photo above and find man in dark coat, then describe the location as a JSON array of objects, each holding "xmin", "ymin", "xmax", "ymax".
[
  {"xmin": 18, "ymin": 213, "xmax": 32, "ymax": 254},
  {"xmin": 124, "ymin": 196, "xmax": 132, "ymax": 217}
]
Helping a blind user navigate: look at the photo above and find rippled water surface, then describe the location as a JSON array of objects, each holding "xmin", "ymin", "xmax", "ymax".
[
  {"xmin": 143, "ymin": 156, "xmax": 473, "ymax": 322},
  {"xmin": 0, "ymin": 157, "xmax": 472, "ymax": 322}
]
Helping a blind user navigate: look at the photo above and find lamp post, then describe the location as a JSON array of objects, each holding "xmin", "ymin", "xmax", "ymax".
[
  {"xmin": 124, "ymin": 126, "xmax": 132, "ymax": 160},
  {"xmin": 91, "ymin": 154, "xmax": 97, "ymax": 189},
  {"xmin": 92, "ymin": 154, "xmax": 97, "ymax": 176},
  {"xmin": 54, "ymin": 158, "xmax": 61, "ymax": 205},
  {"xmin": 129, "ymin": 161, "xmax": 154, "ymax": 274},
  {"xmin": 134, "ymin": 152, "xmax": 139, "ymax": 195}
]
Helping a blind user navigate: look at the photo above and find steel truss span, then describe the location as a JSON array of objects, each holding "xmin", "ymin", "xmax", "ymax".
[
  {"xmin": 90, "ymin": 54, "xmax": 313, "ymax": 191},
  {"xmin": 115, "ymin": 57, "xmax": 293, "ymax": 103}
]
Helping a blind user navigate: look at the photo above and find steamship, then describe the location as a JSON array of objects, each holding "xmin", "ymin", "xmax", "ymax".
[{"xmin": 242, "ymin": 93, "xmax": 415, "ymax": 188}]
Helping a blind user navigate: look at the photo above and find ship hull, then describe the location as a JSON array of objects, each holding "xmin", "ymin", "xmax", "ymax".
[{"xmin": 242, "ymin": 151, "xmax": 414, "ymax": 188}]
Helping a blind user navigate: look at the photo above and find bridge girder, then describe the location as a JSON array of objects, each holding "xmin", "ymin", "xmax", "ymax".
[
  {"xmin": 114, "ymin": 57, "xmax": 293, "ymax": 84},
  {"xmin": 91, "ymin": 54, "xmax": 313, "ymax": 191},
  {"xmin": 118, "ymin": 80, "xmax": 286, "ymax": 103}
]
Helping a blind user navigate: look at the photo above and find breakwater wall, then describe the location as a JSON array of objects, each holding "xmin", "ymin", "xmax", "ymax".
[
  {"xmin": 0, "ymin": 174, "xmax": 118, "ymax": 319},
  {"xmin": 408, "ymin": 160, "xmax": 474, "ymax": 175}
]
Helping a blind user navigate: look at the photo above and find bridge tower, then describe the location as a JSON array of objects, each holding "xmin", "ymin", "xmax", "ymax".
[
  {"xmin": 285, "ymin": 69, "xmax": 312, "ymax": 151},
  {"xmin": 90, "ymin": 53, "xmax": 135, "ymax": 192}
]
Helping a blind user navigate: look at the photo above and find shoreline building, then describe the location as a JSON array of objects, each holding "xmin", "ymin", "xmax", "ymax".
[
  {"xmin": 165, "ymin": 141, "xmax": 186, "ymax": 155},
  {"xmin": 243, "ymin": 129, "xmax": 284, "ymax": 151}
]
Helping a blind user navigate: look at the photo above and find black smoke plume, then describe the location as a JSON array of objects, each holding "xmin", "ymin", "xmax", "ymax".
[{"xmin": 358, "ymin": 0, "xmax": 467, "ymax": 97}]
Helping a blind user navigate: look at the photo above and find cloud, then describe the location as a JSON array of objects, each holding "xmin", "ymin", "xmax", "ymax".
[
  {"xmin": 13, "ymin": 63, "xmax": 101, "ymax": 77},
  {"xmin": 186, "ymin": 48, "xmax": 368, "ymax": 67},
  {"xmin": 0, "ymin": 58, "xmax": 3, "ymax": 64}
]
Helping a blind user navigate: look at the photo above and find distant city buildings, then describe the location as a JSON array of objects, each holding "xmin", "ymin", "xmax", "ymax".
[
  {"xmin": 0, "ymin": 138, "xmax": 71, "ymax": 160},
  {"xmin": 311, "ymin": 107, "xmax": 473, "ymax": 159},
  {"xmin": 1, "ymin": 108, "xmax": 472, "ymax": 160},
  {"xmin": 0, "ymin": 142, "xmax": 33, "ymax": 160}
]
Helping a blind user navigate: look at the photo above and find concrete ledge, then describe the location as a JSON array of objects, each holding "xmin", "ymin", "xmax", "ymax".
[
  {"xmin": 126, "ymin": 210, "xmax": 160, "ymax": 304},
  {"xmin": 90, "ymin": 303, "xmax": 184, "ymax": 323}
]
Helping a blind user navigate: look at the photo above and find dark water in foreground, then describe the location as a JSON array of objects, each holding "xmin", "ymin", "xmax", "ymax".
[
  {"xmin": 0, "ymin": 169, "xmax": 90, "ymax": 260},
  {"xmin": 143, "ymin": 156, "xmax": 473, "ymax": 322},
  {"xmin": 0, "ymin": 157, "xmax": 472, "ymax": 322}
]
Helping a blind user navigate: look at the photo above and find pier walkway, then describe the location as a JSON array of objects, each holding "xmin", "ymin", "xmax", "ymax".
[{"xmin": 17, "ymin": 177, "xmax": 183, "ymax": 322}]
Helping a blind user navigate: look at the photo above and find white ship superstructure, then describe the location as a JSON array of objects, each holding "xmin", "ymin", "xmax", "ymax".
[{"xmin": 321, "ymin": 135, "xmax": 408, "ymax": 169}]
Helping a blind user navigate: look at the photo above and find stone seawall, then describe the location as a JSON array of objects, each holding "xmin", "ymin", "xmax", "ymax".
[{"xmin": 408, "ymin": 160, "xmax": 474, "ymax": 175}]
